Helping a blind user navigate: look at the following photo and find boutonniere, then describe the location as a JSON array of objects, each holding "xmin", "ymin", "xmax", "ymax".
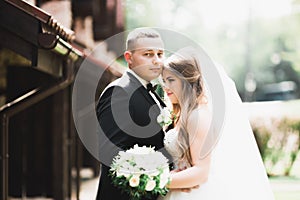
[{"xmin": 157, "ymin": 107, "xmax": 174, "ymax": 128}]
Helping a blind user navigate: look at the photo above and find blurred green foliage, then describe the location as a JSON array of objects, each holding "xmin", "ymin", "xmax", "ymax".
[
  {"xmin": 250, "ymin": 110, "xmax": 300, "ymax": 176},
  {"xmin": 125, "ymin": 0, "xmax": 300, "ymax": 100}
]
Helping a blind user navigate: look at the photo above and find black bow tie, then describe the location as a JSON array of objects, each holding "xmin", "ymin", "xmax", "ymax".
[{"xmin": 146, "ymin": 83, "xmax": 157, "ymax": 92}]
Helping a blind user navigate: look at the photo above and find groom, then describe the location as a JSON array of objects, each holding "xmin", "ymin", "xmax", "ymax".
[{"xmin": 96, "ymin": 28, "xmax": 170, "ymax": 200}]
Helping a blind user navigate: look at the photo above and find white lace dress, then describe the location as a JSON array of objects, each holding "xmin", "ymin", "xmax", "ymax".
[{"xmin": 158, "ymin": 129, "xmax": 228, "ymax": 200}]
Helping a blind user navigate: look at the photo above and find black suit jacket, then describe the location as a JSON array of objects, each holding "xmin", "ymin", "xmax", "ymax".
[{"xmin": 96, "ymin": 72, "xmax": 170, "ymax": 200}]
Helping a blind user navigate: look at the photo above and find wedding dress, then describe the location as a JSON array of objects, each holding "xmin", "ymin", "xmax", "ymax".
[
  {"xmin": 159, "ymin": 128, "xmax": 228, "ymax": 200},
  {"xmin": 158, "ymin": 48, "xmax": 275, "ymax": 200},
  {"xmin": 160, "ymin": 99, "xmax": 275, "ymax": 200}
]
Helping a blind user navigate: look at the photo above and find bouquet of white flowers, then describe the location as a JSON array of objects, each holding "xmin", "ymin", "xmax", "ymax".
[{"xmin": 110, "ymin": 144, "xmax": 170, "ymax": 200}]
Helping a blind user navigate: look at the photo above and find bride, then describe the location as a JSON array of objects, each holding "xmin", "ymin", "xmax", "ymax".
[{"xmin": 158, "ymin": 47, "xmax": 274, "ymax": 200}]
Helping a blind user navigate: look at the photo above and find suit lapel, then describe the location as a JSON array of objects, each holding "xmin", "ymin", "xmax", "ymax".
[{"xmin": 151, "ymin": 91, "xmax": 166, "ymax": 107}]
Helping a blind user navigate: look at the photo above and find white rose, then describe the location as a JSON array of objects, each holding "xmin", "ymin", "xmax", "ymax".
[
  {"xmin": 157, "ymin": 108, "xmax": 173, "ymax": 127},
  {"xmin": 159, "ymin": 176, "xmax": 169, "ymax": 188},
  {"xmin": 129, "ymin": 175, "xmax": 140, "ymax": 187},
  {"xmin": 159, "ymin": 167, "xmax": 170, "ymax": 188},
  {"xmin": 145, "ymin": 179, "xmax": 156, "ymax": 191},
  {"xmin": 162, "ymin": 167, "xmax": 170, "ymax": 177},
  {"xmin": 162, "ymin": 108, "xmax": 171, "ymax": 117},
  {"xmin": 157, "ymin": 114, "xmax": 163, "ymax": 123}
]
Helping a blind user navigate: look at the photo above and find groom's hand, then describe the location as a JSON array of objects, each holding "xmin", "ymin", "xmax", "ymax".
[
  {"xmin": 170, "ymin": 185, "xmax": 200, "ymax": 193},
  {"xmin": 170, "ymin": 185, "xmax": 199, "ymax": 193},
  {"xmin": 180, "ymin": 185, "xmax": 200, "ymax": 193}
]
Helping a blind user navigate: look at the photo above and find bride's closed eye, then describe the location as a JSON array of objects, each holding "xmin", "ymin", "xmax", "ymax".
[
  {"xmin": 167, "ymin": 77, "xmax": 175, "ymax": 82},
  {"xmin": 162, "ymin": 77, "xmax": 175, "ymax": 84}
]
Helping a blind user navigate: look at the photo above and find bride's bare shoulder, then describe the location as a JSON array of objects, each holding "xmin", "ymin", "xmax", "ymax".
[
  {"xmin": 187, "ymin": 104, "xmax": 212, "ymax": 134},
  {"xmin": 190, "ymin": 104, "xmax": 211, "ymax": 120}
]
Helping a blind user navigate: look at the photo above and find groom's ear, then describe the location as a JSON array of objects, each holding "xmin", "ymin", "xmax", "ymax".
[{"xmin": 124, "ymin": 51, "xmax": 133, "ymax": 65}]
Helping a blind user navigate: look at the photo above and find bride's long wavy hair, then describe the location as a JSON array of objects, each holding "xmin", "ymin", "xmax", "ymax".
[{"xmin": 164, "ymin": 53, "xmax": 206, "ymax": 166}]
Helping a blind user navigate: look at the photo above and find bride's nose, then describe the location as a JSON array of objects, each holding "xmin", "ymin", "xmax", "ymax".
[{"xmin": 162, "ymin": 83, "xmax": 170, "ymax": 91}]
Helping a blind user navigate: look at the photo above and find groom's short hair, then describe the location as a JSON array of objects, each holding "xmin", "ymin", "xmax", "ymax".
[{"xmin": 126, "ymin": 27, "xmax": 163, "ymax": 51}]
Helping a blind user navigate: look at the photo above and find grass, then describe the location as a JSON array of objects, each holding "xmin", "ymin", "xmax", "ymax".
[{"xmin": 269, "ymin": 176, "xmax": 300, "ymax": 200}]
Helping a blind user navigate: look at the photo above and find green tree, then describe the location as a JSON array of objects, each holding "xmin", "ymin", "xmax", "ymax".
[{"xmin": 125, "ymin": 0, "xmax": 300, "ymax": 100}]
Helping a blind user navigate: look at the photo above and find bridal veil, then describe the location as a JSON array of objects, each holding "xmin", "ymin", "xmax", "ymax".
[{"xmin": 172, "ymin": 46, "xmax": 275, "ymax": 199}]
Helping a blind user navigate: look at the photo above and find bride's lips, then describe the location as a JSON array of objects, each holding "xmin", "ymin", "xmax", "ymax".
[{"xmin": 166, "ymin": 92, "xmax": 173, "ymax": 96}]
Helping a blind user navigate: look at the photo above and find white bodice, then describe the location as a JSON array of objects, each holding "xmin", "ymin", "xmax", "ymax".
[{"xmin": 164, "ymin": 129, "xmax": 191, "ymax": 170}]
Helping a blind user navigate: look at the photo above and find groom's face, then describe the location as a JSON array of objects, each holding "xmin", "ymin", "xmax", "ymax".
[{"xmin": 124, "ymin": 37, "xmax": 164, "ymax": 82}]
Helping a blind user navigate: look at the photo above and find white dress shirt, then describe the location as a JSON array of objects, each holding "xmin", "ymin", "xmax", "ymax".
[{"xmin": 127, "ymin": 69, "xmax": 162, "ymax": 110}]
